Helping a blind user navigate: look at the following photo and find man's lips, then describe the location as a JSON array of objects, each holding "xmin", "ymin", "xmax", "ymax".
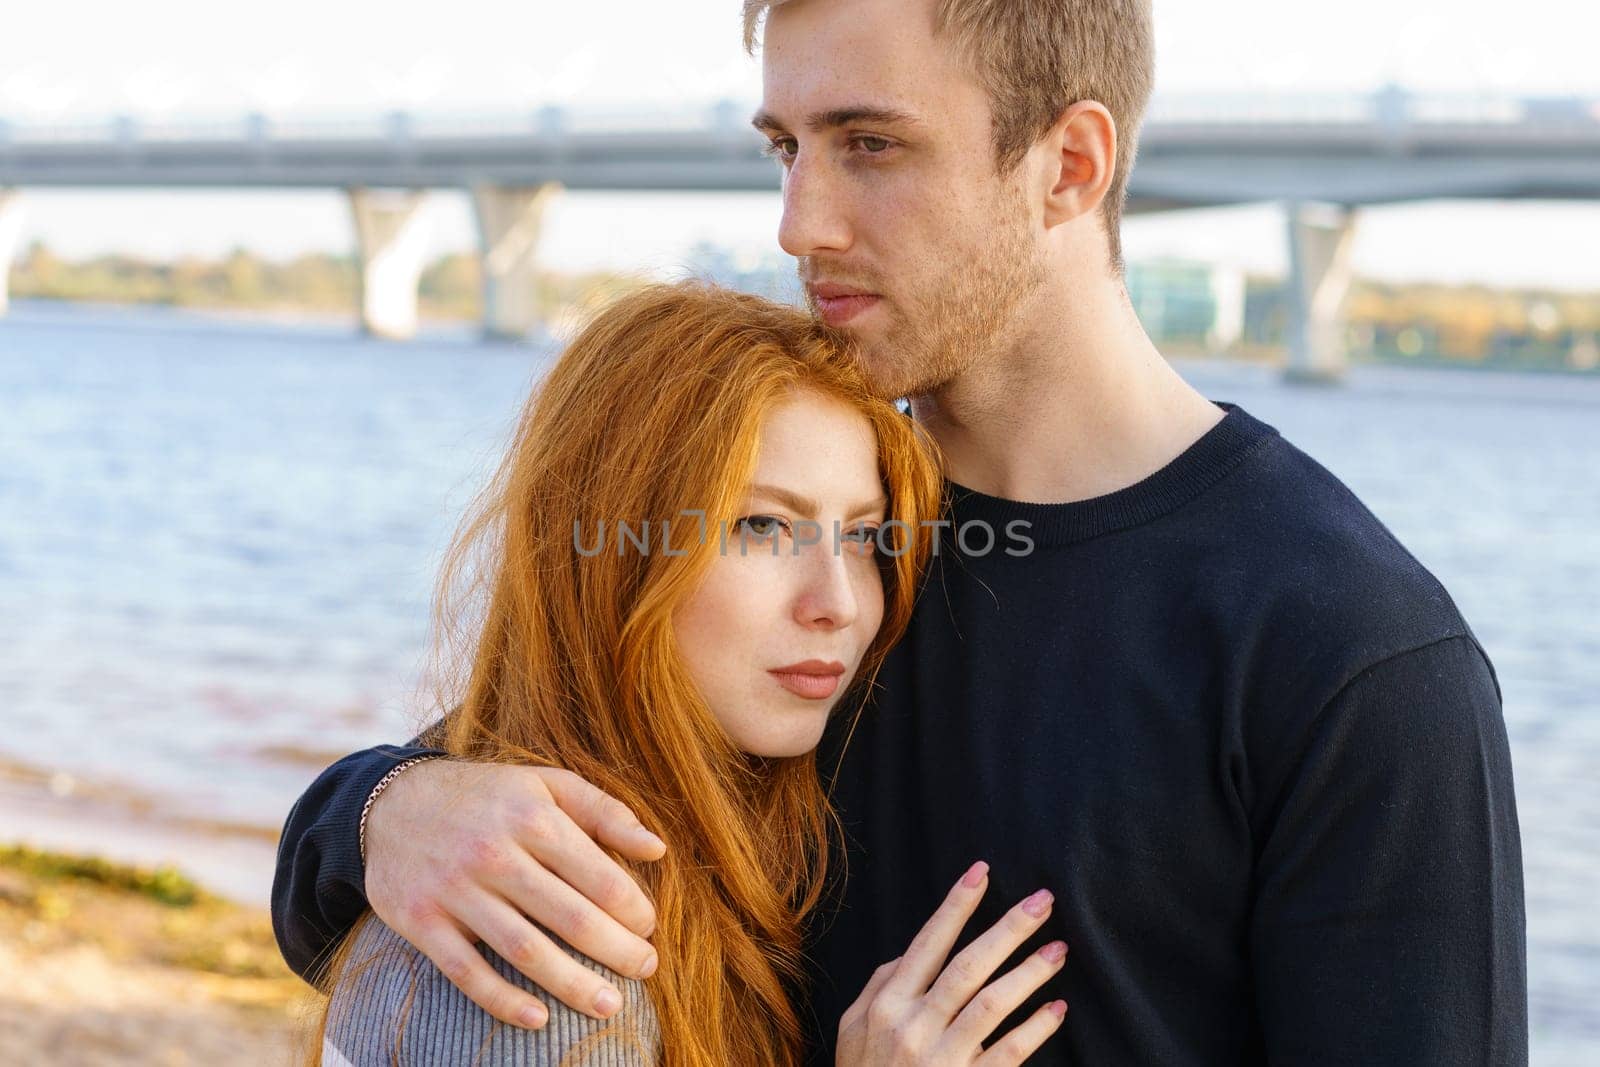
[{"xmin": 809, "ymin": 283, "xmax": 882, "ymax": 327}]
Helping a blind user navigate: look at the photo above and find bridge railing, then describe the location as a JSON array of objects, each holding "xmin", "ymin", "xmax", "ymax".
[
  {"xmin": 2, "ymin": 90, "xmax": 1597, "ymax": 147},
  {"xmin": 1143, "ymin": 90, "xmax": 1599, "ymax": 127}
]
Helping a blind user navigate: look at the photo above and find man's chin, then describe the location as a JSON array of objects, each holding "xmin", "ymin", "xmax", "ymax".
[
  {"xmin": 807, "ymin": 305, "xmax": 914, "ymax": 398},
  {"xmin": 851, "ymin": 339, "xmax": 920, "ymax": 402}
]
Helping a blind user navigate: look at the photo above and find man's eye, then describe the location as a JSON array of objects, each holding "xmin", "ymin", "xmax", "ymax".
[
  {"xmin": 853, "ymin": 136, "xmax": 891, "ymax": 154},
  {"xmin": 761, "ymin": 137, "xmax": 797, "ymax": 162},
  {"xmin": 734, "ymin": 514, "xmax": 788, "ymax": 538}
]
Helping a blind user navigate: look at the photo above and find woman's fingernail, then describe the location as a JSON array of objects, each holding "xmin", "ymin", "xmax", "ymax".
[
  {"xmin": 636, "ymin": 826, "xmax": 666, "ymax": 850},
  {"xmin": 638, "ymin": 950, "xmax": 659, "ymax": 979},
  {"xmin": 519, "ymin": 1004, "xmax": 548, "ymax": 1028},
  {"xmin": 1049, "ymin": 1000, "xmax": 1068, "ymax": 1019},
  {"xmin": 594, "ymin": 987, "xmax": 623, "ymax": 1017},
  {"xmin": 961, "ymin": 860, "xmax": 989, "ymax": 887},
  {"xmin": 1039, "ymin": 940, "xmax": 1068, "ymax": 964},
  {"xmin": 1021, "ymin": 888, "xmax": 1054, "ymax": 917}
]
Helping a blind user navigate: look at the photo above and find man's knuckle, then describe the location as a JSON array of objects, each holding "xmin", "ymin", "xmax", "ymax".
[
  {"xmin": 520, "ymin": 805, "xmax": 563, "ymax": 846},
  {"xmin": 436, "ymin": 952, "xmax": 476, "ymax": 987},
  {"xmin": 462, "ymin": 834, "xmax": 507, "ymax": 873},
  {"xmin": 396, "ymin": 897, "xmax": 441, "ymax": 932},
  {"xmin": 565, "ymin": 907, "xmax": 598, "ymax": 942},
  {"xmin": 559, "ymin": 969, "xmax": 600, "ymax": 1008},
  {"xmin": 531, "ymin": 767, "xmax": 572, "ymax": 800},
  {"xmin": 537, "ymin": 766, "xmax": 575, "ymax": 788},
  {"xmin": 502, "ymin": 935, "xmax": 543, "ymax": 970},
  {"xmin": 592, "ymin": 875, "xmax": 633, "ymax": 912}
]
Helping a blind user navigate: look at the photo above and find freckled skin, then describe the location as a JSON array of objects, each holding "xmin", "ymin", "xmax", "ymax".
[{"xmin": 671, "ymin": 389, "xmax": 889, "ymax": 758}]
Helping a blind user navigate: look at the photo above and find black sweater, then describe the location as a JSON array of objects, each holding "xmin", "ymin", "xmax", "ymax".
[{"xmin": 272, "ymin": 402, "xmax": 1527, "ymax": 1064}]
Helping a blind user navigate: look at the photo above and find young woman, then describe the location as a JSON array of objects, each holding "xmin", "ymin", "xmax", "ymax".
[{"xmin": 312, "ymin": 282, "xmax": 1069, "ymax": 1066}]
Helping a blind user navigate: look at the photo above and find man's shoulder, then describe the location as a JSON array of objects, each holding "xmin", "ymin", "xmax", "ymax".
[
  {"xmin": 1173, "ymin": 425, "xmax": 1507, "ymax": 812},
  {"xmin": 1198, "ymin": 424, "xmax": 1480, "ymax": 700},
  {"xmin": 1223, "ymin": 425, "xmax": 1460, "ymax": 607}
]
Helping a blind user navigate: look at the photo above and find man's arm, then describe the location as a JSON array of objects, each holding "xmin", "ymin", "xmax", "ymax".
[
  {"xmin": 1250, "ymin": 633, "xmax": 1527, "ymax": 1064},
  {"xmin": 269, "ymin": 733, "xmax": 669, "ymax": 1030},
  {"xmin": 271, "ymin": 742, "xmax": 444, "ymax": 981}
]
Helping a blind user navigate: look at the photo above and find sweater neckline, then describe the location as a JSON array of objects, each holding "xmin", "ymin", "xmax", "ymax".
[{"xmin": 941, "ymin": 402, "xmax": 1277, "ymax": 549}]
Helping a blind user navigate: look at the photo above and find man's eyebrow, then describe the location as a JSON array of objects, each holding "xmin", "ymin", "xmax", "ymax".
[
  {"xmin": 749, "ymin": 484, "xmax": 889, "ymax": 520},
  {"xmin": 750, "ymin": 105, "xmax": 924, "ymax": 134}
]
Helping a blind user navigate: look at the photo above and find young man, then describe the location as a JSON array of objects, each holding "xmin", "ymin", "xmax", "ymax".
[{"xmin": 273, "ymin": 1, "xmax": 1527, "ymax": 1061}]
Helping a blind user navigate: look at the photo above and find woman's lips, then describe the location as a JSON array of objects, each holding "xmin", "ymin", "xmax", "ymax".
[{"xmin": 769, "ymin": 668, "xmax": 845, "ymax": 700}]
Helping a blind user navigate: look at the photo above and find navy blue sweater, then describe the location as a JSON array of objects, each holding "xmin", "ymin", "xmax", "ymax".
[{"xmin": 272, "ymin": 402, "xmax": 1526, "ymax": 1064}]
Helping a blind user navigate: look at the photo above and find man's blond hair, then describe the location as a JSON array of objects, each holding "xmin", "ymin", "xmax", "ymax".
[{"xmin": 742, "ymin": 0, "xmax": 1154, "ymax": 271}]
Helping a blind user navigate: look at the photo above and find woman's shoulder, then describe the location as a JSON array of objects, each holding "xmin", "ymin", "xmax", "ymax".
[{"xmin": 322, "ymin": 914, "xmax": 660, "ymax": 1066}]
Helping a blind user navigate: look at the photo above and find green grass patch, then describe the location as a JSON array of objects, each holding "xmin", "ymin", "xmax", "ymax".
[{"xmin": 0, "ymin": 844, "xmax": 209, "ymax": 907}]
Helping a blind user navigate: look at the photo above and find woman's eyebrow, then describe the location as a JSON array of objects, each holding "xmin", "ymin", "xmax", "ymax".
[
  {"xmin": 847, "ymin": 496, "xmax": 891, "ymax": 521},
  {"xmin": 749, "ymin": 484, "xmax": 888, "ymax": 520}
]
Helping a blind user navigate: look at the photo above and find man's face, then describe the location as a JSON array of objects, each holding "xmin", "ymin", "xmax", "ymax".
[{"xmin": 756, "ymin": 0, "xmax": 1046, "ymax": 401}]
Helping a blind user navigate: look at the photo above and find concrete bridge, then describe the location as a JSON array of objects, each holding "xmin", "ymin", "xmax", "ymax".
[{"xmin": 3, "ymin": 89, "xmax": 1598, "ymax": 379}]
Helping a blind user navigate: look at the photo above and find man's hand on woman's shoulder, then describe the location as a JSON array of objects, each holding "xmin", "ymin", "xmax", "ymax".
[{"xmin": 359, "ymin": 756, "xmax": 667, "ymax": 1030}]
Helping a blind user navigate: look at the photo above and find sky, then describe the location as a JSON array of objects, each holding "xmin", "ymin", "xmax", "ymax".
[{"xmin": 4, "ymin": 0, "xmax": 1600, "ymax": 289}]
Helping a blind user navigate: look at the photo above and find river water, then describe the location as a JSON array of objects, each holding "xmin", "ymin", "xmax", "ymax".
[{"xmin": 2, "ymin": 298, "xmax": 1596, "ymax": 1062}]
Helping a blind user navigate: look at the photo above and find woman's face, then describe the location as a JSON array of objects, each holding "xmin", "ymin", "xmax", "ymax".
[{"xmin": 672, "ymin": 388, "xmax": 890, "ymax": 758}]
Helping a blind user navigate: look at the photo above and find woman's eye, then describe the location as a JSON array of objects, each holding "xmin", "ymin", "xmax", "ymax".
[
  {"xmin": 843, "ymin": 525, "xmax": 881, "ymax": 552},
  {"xmin": 734, "ymin": 514, "xmax": 788, "ymax": 539}
]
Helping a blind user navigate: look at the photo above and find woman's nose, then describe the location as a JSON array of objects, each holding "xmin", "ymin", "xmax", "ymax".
[{"xmin": 792, "ymin": 542, "xmax": 859, "ymax": 630}]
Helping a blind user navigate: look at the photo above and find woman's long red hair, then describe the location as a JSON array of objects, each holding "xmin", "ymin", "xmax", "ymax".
[{"xmin": 314, "ymin": 280, "xmax": 944, "ymax": 1065}]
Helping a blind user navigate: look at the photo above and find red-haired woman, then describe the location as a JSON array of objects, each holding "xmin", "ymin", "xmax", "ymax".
[{"xmin": 313, "ymin": 282, "xmax": 1068, "ymax": 1066}]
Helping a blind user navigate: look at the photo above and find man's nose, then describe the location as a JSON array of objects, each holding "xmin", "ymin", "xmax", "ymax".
[{"xmin": 777, "ymin": 154, "xmax": 852, "ymax": 258}]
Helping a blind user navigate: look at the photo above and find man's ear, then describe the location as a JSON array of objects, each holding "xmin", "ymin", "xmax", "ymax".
[{"xmin": 1040, "ymin": 101, "xmax": 1117, "ymax": 230}]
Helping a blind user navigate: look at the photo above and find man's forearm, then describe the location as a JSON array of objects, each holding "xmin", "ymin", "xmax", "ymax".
[{"xmin": 270, "ymin": 738, "xmax": 446, "ymax": 982}]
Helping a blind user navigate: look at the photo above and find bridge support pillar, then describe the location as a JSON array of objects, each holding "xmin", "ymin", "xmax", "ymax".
[
  {"xmin": 1284, "ymin": 202, "xmax": 1357, "ymax": 384},
  {"xmin": 1207, "ymin": 263, "xmax": 1246, "ymax": 356},
  {"xmin": 0, "ymin": 189, "xmax": 25, "ymax": 318},
  {"xmin": 472, "ymin": 182, "xmax": 561, "ymax": 340},
  {"xmin": 348, "ymin": 187, "xmax": 432, "ymax": 340}
]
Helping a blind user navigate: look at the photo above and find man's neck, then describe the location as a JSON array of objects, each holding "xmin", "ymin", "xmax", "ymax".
[{"xmin": 908, "ymin": 270, "xmax": 1224, "ymax": 505}]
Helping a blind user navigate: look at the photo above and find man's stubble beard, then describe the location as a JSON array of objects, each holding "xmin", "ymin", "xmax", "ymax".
[{"xmin": 801, "ymin": 181, "xmax": 1046, "ymax": 403}]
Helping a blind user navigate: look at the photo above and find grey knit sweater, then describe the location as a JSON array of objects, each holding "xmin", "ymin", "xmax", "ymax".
[{"xmin": 322, "ymin": 916, "xmax": 661, "ymax": 1065}]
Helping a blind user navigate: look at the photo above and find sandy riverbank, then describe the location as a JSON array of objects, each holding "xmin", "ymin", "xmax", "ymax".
[
  {"xmin": 1, "ymin": 759, "xmax": 282, "ymax": 907},
  {"xmin": 0, "ymin": 842, "xmax": 310, "ymax": 1065},
  {"xmin": 1, "ymin": 764, "xmax": 319, "ymax": 1065}
]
